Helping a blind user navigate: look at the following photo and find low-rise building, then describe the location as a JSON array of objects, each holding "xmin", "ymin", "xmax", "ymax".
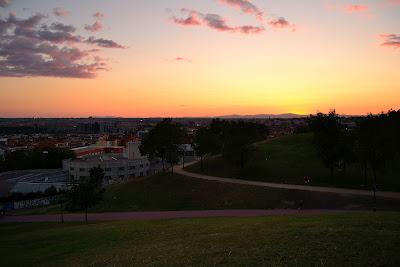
[{"xmin": 63, "ymin": 141, "xmax": 149, "ymax": 184}]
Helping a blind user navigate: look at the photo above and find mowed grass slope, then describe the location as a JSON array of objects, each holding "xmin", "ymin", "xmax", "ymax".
[
  {"xmin": 12, "ymin": 173, "xmax": 400, "ymax": 215},
  {"xmin": 186, "ymin": 133, "xmax": 400, "ymax": 191},
  {"xmin": 92, "ymin": 173, "xmax": 400, "ymax": 212},
  {"xmin": 1, "ymin": 212, "xmax": 400, "ymax": 266}
]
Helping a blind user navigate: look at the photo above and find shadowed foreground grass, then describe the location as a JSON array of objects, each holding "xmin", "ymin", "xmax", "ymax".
[{"xmin": 1, "ymin": 212, "xmax": 400, "ymax": 266}]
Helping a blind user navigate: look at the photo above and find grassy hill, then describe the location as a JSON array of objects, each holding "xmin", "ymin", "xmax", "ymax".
[
  {"xmin": 186, "ymin": 133, "xmax": 400, "ymax": 191},
  {"xmin": 11, "ymin": 173, "xmax": 400, "ymax": 216},
  {"xmin": 1, "ymin": 212, "xmax": 400, "ymax": 266}
]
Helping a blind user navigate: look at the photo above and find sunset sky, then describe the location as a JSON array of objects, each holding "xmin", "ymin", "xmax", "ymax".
[{"xmin": 0, "ymin": 0, "xmax": 399, "ymax": 117}]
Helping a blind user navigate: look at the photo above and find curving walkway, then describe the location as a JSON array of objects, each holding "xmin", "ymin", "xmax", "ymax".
[
  {"xmin": 0, "ymin": 209, "xmax": 354, "ymax": 223},
  {"xmin": 176, "ymin": 161, "xmax": 400, "ymax": 200}
]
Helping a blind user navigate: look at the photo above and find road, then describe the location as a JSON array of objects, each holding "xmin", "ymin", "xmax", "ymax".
[
  {"xmin": 176, "ymin": 161, "xmax": 400, "ymax": 200},
  {"xmin": 0, "ymin": 209, "xmax": 354, "ymax": 223}
]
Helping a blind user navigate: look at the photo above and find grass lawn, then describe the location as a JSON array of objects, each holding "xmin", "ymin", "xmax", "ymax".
[
  {"xmin": 186, "ymin": 133, "xmax": 400, "ymax": 191},
  {"xmin": 10, "ymin": 173, "xmax": 400, "ymax": 215},
  {"xmin": 1, "ymin": 212, "xmax": 400, "ymax": 266}
]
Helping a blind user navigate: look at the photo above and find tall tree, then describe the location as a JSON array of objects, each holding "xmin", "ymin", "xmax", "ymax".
[
  {"xmin": 140, "ymin": 119, "xmax": 186, "ymax": 173},
  {"xmin": 357, "ymin": 113, "xmax": 395, "ymax": 209},
  {"xmin": 309, "ymin": 110, "xmax": 343, "ymax": 184},
  {"xmin": 67, "ymin": 167, "xmax": 104, "ymax": 223},
  {"xmin": 193, "ymin": 126, "xmax": 221, "ymax": 171}
]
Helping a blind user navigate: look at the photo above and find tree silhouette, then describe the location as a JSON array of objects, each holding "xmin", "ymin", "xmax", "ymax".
[
  {"xmin": 140, "ymin": 119, "xmax": 186, "ymax": 173},
  {"xmin": 309, "ymin": 110, "xmax": 343, "ymax": 184},
  {"xmin": 67, "ymin": 167, "xmax": 104, "ymax": 223}
]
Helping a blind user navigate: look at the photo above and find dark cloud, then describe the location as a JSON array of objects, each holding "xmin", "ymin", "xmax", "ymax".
[
  {"xmin": 86, "ymin": 37, "xmax": 125, "ymax": 49},
  {"xmin": 268, "ymin": 17, "xmax": 296, "ymax": 31},
  {"xmin": 0, "ymin": 13, "xmax": 125, "ymax": 78},
  {"xmin": 380, "ymin": 34, "xmax": 400, "ymax": 48},
  {"xmin": 218, "ymin": 0, "xmax": 264, "ymax": 21},
  {"xmin": 0, "ymin": 0, "xmax": 12, "ymax": 8},
  {"xmin": 171, "ymin": 9, "xmax": 264, "ymax": 34}
]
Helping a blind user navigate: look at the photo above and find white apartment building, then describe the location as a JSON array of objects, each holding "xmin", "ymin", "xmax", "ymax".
[{"xmin": 63, "ymin": 141, "xmax": 150, "ymax": 184}]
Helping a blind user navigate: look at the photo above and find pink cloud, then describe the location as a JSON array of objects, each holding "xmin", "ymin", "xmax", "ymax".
[
  {"xmin": 85, "ymin": 21, "xmax": 103, "ymax": 32},
  {"xmin": 170, "ymin": 9, "xmax": 264, "ymax": 35},
  {"xmin": 344, "ymin": 5, "xmax": 369, "ymax": 13},
  {"xmin": 173, "ymin": 57, "xmax": 192, "ymax": 63},
  {"xmin": 94, "ymin": 12, "xmax": 105, "ymax": 19},
  {"xmin": 171, "ymin": 9, "xmax": 202, "ymax": 26},
  {"xmin": 268, "ymin": 17, "xmax": 297, "ymax": 31},
  {"xmin": 326, "ymin": 2, "xmax": 372, "ymax": 17},
  {"xmin": 380, "ymin": 34, "xmax": 400, "ymax": 48},
  {"xmin": 217, "ymin": 0, "xmax": 264, "ymax": 21},
  {"xmin": 53, "ymin": 7, "xmax": 70, "ymax": 17}
]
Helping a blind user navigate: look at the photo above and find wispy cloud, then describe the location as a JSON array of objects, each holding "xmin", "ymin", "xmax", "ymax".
[
  {"xmin": 173, "ymin": 57, "xmax": 192, "ymax": 63},
  {"xmin": 53, "ymin": 7, "xmax": 70, "ymax": 17},
  {"xmin": 326, "ymin": 2, "xmax": 372, "ymax": 17},
  {"xmin": 85, "ymin": 21, "xmax": 103, "ymax": 32},
  {"xmin": 171, "ymin": 9, "xmax": 264, "ymax": 34},
  {"xmin": 217, "ymin": 0, "xmax": 264, "ymax": 21},
  {"xmin": 380, "ymin": 34, "xmax": 400, "ymax": 48},
  {"xmin": 268, "ymin": 17, "xmax": 296, "ymax": 31},
  {"xmin": 87, "ymin": 37, "xmax": 126, "ymax": 49},
  {"xmin": 93, "ymin": 12, "xmax": 105, "ymax": 19}
]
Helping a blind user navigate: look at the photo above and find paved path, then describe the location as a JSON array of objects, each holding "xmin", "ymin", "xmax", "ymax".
[
  {"xmin": 0, "ymin": 209, "xmax": 353, "ymax": 223},
  {"xmin": 176, "ymin": 162, "xmax": 400, "ymax": 200}
]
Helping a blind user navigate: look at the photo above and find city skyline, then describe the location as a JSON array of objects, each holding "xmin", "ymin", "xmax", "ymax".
[{"xmin": 1, "ymin": 0, "xmax": 399, "ymax": 117}]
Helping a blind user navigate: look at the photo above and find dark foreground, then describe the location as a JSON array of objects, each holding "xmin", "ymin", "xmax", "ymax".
[
  {"xmin": 1, "ymin": 212, "xmax": 399, "ymax": 266},
  {"xmin": 1, "ymin": 209, "xmax": 352, "ymax": 223}
]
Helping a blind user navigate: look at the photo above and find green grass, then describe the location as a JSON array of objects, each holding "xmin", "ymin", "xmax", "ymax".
[
  {"xmin": 186, "ymin": 133, "xmax": 400, "ymax": 191},
  {"xmin": 12, "ymin": 173, "xmax": 400, "ymax": 215},
  {"xmin": 1, "ymin": 212, "xmax": 400, "ymax": 266}
]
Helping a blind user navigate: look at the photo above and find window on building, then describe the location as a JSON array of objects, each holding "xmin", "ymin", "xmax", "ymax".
[
  {"xmin": 129, "ymin": 166, "xmax": 135, "ymax": 170},
  {"xmin": 119, "ymin": 167, "xmax": 125, "ymax": 171},
  {"xmin": 140, "ymin": 164, "xmax": 144, "ymax": 168},
  {"xmin": 105, "ymin": 168, "xmax": 112, "ymax": 172},
  {"xmin": 119, "ymin": 175, "xmax": 125, "ymax": 179},
  {"xmin": 70, "ymin": 167, "xmax": 75, "ymax": 171},
  {"xmin": 79, "ymin": 168, "xmax": 85, "ymax": 172}
]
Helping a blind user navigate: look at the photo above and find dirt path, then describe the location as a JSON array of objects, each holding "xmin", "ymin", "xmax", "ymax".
[
  {"xmin": 176, "ymin": 162, "xmax": 400, "ymax": 200},
  {"xmin": 0, "ymin": 209, "xmax": 354, "ymax": 223}
]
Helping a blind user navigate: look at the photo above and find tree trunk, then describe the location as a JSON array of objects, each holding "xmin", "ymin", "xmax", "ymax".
[
  {"xmin": 240, "ymin": 150, "xmax": 244, "ymax": 170},
  {"xmin": 372, "ymin": 167, "xmax": 377, "ymax": 212},
  {"xmin": 200, "ymin": 155, "xmax": 204, "ymax": 172},
  {"xmin": 61, "ymin": 202, "xmax": 64, "ymax": 223},
  {"xmin": 171, "ymin": 162, "xmax": 174, "ymax": 174},
  {"xmin": 330, "ymin": 167, "xmax": 334, "ymax": 185},
  {"xmin": 85, "ymin": 205, "xmax": 88, "ymax": 224},
  {"xmin": 162, "ymin": 157, "xmax": 165, "ymax": 172},
  {"xmin": 363, "ymin": 162, "xmax": 367, "ymax": 186}
]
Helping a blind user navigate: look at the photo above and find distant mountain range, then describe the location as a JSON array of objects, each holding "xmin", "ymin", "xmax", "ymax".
[{"xmin": 215, "ymin": 113, "xmax": 309, "ymax": 119}]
